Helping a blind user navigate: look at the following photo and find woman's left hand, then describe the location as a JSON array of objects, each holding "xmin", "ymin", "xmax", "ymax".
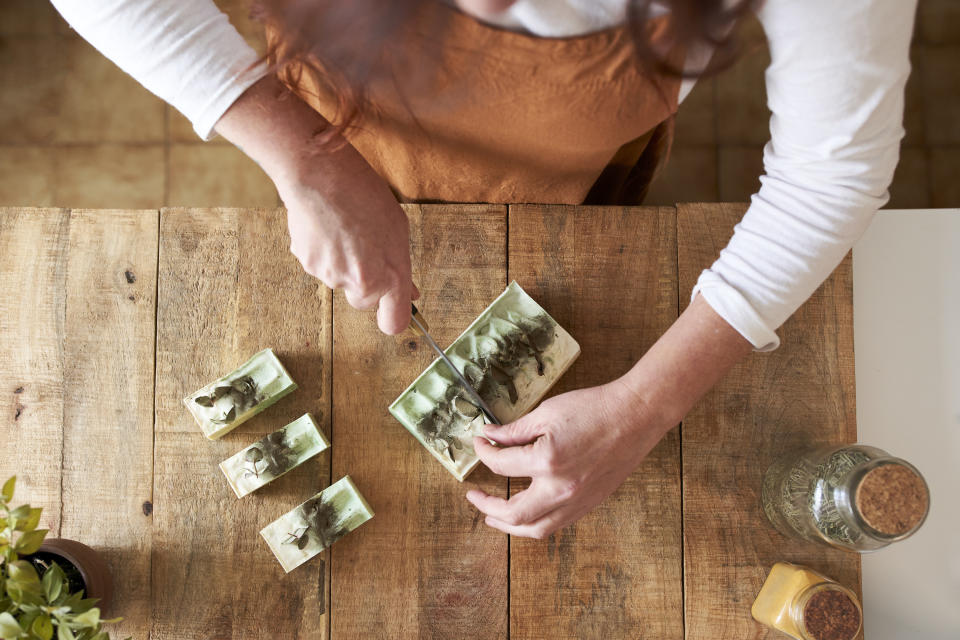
[{"xmin": 465, "ymin": 377, "xmax": 675, "ymax": 539}]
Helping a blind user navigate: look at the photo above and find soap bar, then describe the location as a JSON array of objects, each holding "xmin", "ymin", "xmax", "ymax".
[
  {"xmin": 260, "ymin": 476, "xmax": 374, "ymax": 573},
  {"xmin": 183, "ymin": 348, "xmax": 297, "ymax": 439},
  {"xmin": 389, "ymin": 281, "xmax": 580, "ymax": 481},
  {"xmin": 219, "ymin": 414, "xmax": 330, "ymax": 498}
]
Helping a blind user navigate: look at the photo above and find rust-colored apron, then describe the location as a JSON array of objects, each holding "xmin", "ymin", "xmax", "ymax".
[{"xmin": 275, "ymin": 3, "xmax": 683, "ymax": 205}]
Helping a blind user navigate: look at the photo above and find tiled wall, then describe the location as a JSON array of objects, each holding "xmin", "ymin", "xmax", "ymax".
[{"xmin": 0, "ymin": 0, "xmax": 957, "ymax": 209}]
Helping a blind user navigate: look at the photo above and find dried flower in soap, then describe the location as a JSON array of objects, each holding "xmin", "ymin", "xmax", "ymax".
[
  {"xmin": 244, "ymin": 447, "xmax": 264, "ymax": 479},
  {"xmin": 241, "ymin": 431, "xmax": 299, "ymax": 482},
  {"xmin": 197, "ymin": 375, "xmax": 261, "ymax": 425},
  {"xmin": 282, "ymin": 525, "xmax": 310, "ymax": 550},
  {"xmin": 303, "ymin": 495, "xmax": 348, "ymax": 550},
  {"xmin": 260, "ymin": 431, "xmax": 298, "ymax": 477},
  {"xmin": 279, "ymin": 493, "xmax": 348, "ymax": 552},
  {"xmin": 408, "ymin": 312, "xmax": 559, "ymax": 467}
]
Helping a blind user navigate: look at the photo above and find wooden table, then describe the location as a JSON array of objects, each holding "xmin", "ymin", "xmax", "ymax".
[{"xmin": 0, "ymin": 205, "xmax": 860, "ymax": 639}]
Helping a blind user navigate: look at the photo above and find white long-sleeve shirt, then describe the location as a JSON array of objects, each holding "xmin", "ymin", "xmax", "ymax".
[{"xmin": 49, "ymin": 0, "xmax": 916, "ymax": 351}]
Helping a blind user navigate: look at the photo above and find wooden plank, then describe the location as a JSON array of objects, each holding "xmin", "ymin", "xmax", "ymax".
[
  {"xmin": 154, "ymin": 208, "xmax": 332, "ymax": 640},
  {"xmin": 677, "ymin": 203, "xmax": 860, "ymax": 639},
  {"xmin": 60, "ymin": 209, "xmax": 157, "ymax": 636},
  {"xmin": 330, "ymin": 204, "xmax": 508, "ymax": 639},
  {"xmin": 0, "ymin": 208, "xmax": 70, "ymax": 535},
  {"xmin": 508, "ymin": 205, "xmax": 683, "ymax": 640}
]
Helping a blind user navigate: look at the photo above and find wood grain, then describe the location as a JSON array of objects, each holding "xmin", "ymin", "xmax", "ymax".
[
  {"xmin": 154, "ymin": 208, "xmax": 331, "ymax": 640},
  {"xmin": 507, "ymin": 205, "xmax": 683, "ymax": 640},
  {"xmin": 677, "ymin": 203, "xmax": 860, "ymax": 639},
  {"xmin": 60, "ymin": 210, "xmax": 157, "ymax": 636},
  {"xmin": 330, "ymin": 204, "xmax": 508, "ymax": 639},
  {"xmin": 0, "ymin": 208, "xmax": 157, "ymax": 637},
  {"xmin": 0, "ymin": 208, "xmax": 69, "ymax": 535},
  {"xmin": 0, "ymin": 204, "xmax": 866, "ymax": 640}
]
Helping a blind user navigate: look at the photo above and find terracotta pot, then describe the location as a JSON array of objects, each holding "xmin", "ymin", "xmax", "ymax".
[{"xmin": 36, "ymin": 539, "xmax": 113, "ymax": 613}]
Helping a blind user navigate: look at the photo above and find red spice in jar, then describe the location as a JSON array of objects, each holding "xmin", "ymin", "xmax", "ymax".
[{"xmin": 802, "ymin": 588, "xmax": 861, "ymax": 640}]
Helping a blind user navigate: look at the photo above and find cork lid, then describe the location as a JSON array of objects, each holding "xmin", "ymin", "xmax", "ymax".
[
  {"xmin": 854, "ymin": 462, "xmax": 929, "ymax": 536},
  {"xmin": 802, "ymin": 587, "xmax": 862, "ymax": 640}
]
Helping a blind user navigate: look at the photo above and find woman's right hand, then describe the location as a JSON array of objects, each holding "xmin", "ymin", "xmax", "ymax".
[
  {"xmin": 278, "ymin": 140, "xmax": 417, "ymax": 335},
  {"xmin": 214, "ymin": 75, "xmax": 416, "ymax": 335}
]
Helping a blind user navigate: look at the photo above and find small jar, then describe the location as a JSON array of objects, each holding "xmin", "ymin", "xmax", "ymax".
[
  {"xmin": 761, "ymin": 444, "xmax": 929, "ymax": 552},
  {"xmin": 752, "ymin": 562, "xmax": 862, "ymax": 640}
]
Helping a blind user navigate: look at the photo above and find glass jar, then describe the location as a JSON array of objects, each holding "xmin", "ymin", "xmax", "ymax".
[
  {"xmin": 752, "ymin": 562, "xmax": 862, "ymax": 640},
  {"xmin": 761, "ymin": 444, "xmax": 930, "ymax": 552}
]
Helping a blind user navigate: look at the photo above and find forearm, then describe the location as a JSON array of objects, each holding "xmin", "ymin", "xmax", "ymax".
[
  {"xmin": 214, "ymin": 75, "xmax": 336, "ymax": 184},
  {"xmin": 618, "ymin": 293, "xmax": 753, "ymax": 434}
]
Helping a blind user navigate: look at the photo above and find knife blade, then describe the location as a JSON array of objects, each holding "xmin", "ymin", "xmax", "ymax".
[{"xmin": 409, "ymin": 304, "xmax": 502, "ymax": 425}]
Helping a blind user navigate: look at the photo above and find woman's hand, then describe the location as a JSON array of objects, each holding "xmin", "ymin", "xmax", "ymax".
[
  {"xmin": 277, "ymin": 142, "xmax": 418, "ymax": 335},
  {"xmin": 466, "ymin": 378, "xmax": 674, "ymax": 539},
  {"xmin": 215, "ymin": 75, "xmax": 416, "ymax": 334},
  {"xmin": 466, "ymin": 294, "xmax": 754, "ymax": 538}
]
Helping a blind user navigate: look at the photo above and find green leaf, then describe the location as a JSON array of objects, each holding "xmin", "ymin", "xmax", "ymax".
[
  {"xmin": 0, "ymin": 612, "xmax": 24, "ymax": 639},
  {"xmin": 59, "ymin": 593, "xmax": 82, "ymax": 611},
  {"xmin": 19, "ymin": 590, "xmax": 44, "ymax": 608},
  {"xmin": 5, "ymin": 582, "xmax": 24, "ymax": 607},
  {"xmin": 17, "ymin": 510, "xmax": 43, "ymax": 534},
  {"xmin": 56, "ymin": 624, "xmax": 74, "ymax": 640},
  {"xmin": 71, "ymin": 599, "xmax": 97, "ymax": 615},
  {"xmin": 9, "ymin": 505, "xmax": 30, "ymax": 521},
  {"xmin": 29, "ymin": 617, "xmax": 52, "ymax": 640},
  {"xmin": 15, "ymin": 531, "xmax": 47, "ymax": 556},
  {"xmin": 1, "ymin": 477, "xmax": 15, "ymax": 503},
  {"xmin": 41, "ymin": 565, "xmax": 65, "ymax": 604},
  {"xmin": 9, "ymin": 561, "xmax": 40, "ymax": 584},
  {"xmin": 69, "ymin": 610, "xmax": 99, "ymax": 630}
]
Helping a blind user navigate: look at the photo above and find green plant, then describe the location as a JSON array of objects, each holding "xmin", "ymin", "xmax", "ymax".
[{"xmin": 0, "ymin": 477, "xmax": 123, "ymax": 640}]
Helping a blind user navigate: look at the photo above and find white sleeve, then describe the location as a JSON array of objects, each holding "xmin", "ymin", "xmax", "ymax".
[
  {"xmin": 692, "ymin": 0, "xmax": 917, "ymax": 350},
  {"xmin": 49, "ymin": 0, "xmax": 268, "ymax": 140}
]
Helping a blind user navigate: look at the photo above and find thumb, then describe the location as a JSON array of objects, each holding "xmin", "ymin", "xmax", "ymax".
[
  {"xmin": 483, "ymin": 416, "xmax": 542, "ymax": 447},
  {"xmin": 376, "ymin": 284, "xmax": 412, "ymax": 336}
]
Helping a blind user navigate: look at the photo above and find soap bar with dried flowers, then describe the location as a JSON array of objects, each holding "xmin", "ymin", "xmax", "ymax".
[
  {"xmin": 260, "ymin": 476, "xmax": 374, "ymax": 573},
  {"xmin": 389, "ymin": 281, "xmax": 580, "ymax": 481},
  {"xmin": 219, "ymin": 414, "xmax": 329, "ymax": 498},
  {"xmin": 183, "ymin": 348, "xmax": 298, "ymax": 440}
]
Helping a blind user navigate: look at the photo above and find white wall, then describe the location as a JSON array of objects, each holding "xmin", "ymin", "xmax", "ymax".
[{"xmin": 853, "ymin": 209, "xmax": 960, "ymax": 640}]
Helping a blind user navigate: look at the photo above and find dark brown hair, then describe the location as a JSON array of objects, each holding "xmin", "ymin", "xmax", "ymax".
[{"xmin": 251, "ymin": 0, "xmax": 758, "ymax": 139}]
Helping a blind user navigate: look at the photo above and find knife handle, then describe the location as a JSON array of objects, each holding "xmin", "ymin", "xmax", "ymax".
[{"xmin": 409, "ymin": 303, "xmax": 430, "ymax": 336}]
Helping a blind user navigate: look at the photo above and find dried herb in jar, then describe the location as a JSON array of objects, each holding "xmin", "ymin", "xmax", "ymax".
[{"xmin": 761, "ymin": 444, "xmax": 929, "ymax": 552}]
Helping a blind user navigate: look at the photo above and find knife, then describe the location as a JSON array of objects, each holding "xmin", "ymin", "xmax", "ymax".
[{"xmin": 409, "ymin": 304, "xmax": 502, "ymax": 425}]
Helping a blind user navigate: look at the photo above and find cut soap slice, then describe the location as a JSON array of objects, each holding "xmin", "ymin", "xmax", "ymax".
[
  {"xmin": 219, "ymin": 413, "xmax": 330, "ymax": 499},
  {"xmin": 389, "ymin": 281, "xmax": 580, "ymax": 481},
  {"xmin": 260, "ymin": 476, "xmax": 374, "ymax": 573},
  {"xmin": 183, "ymin": 348, "xmax": 297, "ymax": 440}
]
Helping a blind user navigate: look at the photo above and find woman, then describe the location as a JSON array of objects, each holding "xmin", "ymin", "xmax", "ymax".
[{"xmin": 50, "ymin": 0, "xmax": 915, "ymax": 538}]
